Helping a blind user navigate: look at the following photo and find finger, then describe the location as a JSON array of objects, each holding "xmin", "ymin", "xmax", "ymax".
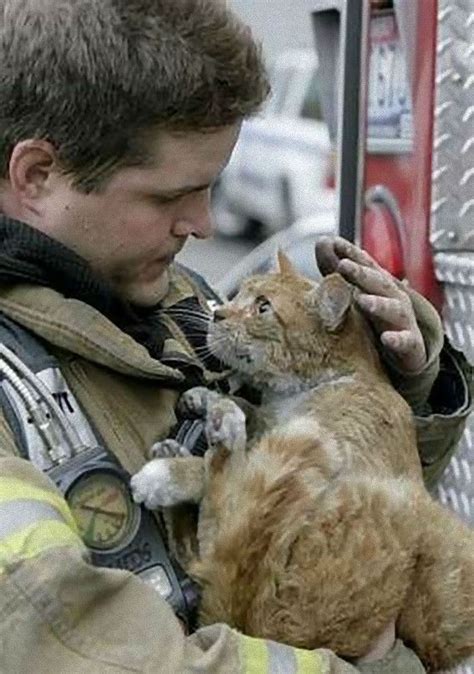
[
  {"xmin": 380, "ymin": 330, "xmax": 425, "ymax": 356},
  {"xmin": 356, "ymin": 294, "xmax": 412, "ymax": 328},
  {"xmin": 381, "ymin": 330, "xmax": 427, "ymax": 372},
  {"xmin": 333, "ymin": 237, "xmax": 381, "ymax": 270},
  {"xmin": 338, "ymin": 260, "xmax": 400, "ymax": 298},
  {"xmin": 315, "ymin": 236, "xmax": 341, "ymax": 276}
]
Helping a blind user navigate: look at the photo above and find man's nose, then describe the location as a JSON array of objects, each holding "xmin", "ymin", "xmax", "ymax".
[
  {"xmin": 172, "ymin": 215, "xmax": 214, "ymax": 239},
  {"xmin": 172, "ymin": 193, "xmax": 214, "ymax": 239}
]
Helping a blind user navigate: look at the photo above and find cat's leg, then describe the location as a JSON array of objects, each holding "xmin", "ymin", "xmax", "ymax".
[
  {"xmin": 130, "ymin": 439, "xmax": 204, "ymax": 573},
  {"xmin": 192, "ymin": 398, "xmax": 248, "ymax": 562},
  {"xmin": 148, "ymin": 438, "xmax": 192, "ymax": 459},
  {"xmin": 178, "ymin": 386, "xmax": 223, "ymax": 419},
  {"xmin": 205, "ymin": 397, "xmax": 248, "ymax": 457},
  {"xmin": 130, "ymin": 440, "xmax": 205, "ymax": 509},
  {"xmin": 179, "ymin": 386, "xmax": 257, "ymax": 434},
  {"xmin": 397, "ymin": 492, "xmax": 474, "ymax": 671}
]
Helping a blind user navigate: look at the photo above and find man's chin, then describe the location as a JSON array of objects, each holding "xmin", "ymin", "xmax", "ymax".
[{"xmin": 118, "ymin": 269, "xmax": 170, "ymax": 307}]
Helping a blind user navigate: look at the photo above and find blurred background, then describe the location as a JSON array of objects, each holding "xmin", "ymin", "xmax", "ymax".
[
  {"xmin": 177, "ymin": 0, "xmax": 336, "ymax": 292},
  {"xmin": 229, "ymin": 0, "xmax": 315, "ymax": 59}
]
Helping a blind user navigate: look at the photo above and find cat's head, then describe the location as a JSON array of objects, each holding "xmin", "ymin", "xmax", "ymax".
[{"xmin": 207, "ymin": 251, "xmax": 379, "ymax": 392}]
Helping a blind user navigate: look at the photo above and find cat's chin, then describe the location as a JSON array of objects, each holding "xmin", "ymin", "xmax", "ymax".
[
  {"xmin": 234, "ymin": 369, "xmax": 308, "ymax": 396},
  {"xmin": 261, "ymin": 375, "xmax": 308, "ymax": 395}
]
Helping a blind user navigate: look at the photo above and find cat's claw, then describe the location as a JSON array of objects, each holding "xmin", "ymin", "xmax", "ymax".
[
  {"xmin": 206, "ymin": 399, "xmax": 247, "ymax": 454},
  {"xmin": 148, "ymin": 438, "xmax": 191, "ymax": 460},
  {"xmin": 130, "ymin": 459, "xmax": 183, "ymax": 509},
  {"xmin": 178, "ymin": 386, "xmax": 221, "ymax": 418}
]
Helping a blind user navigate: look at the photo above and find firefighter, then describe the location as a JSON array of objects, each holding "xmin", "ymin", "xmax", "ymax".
[{"xmin": 0, "ymin": 1, "xmax": 471, "ymax": 672}]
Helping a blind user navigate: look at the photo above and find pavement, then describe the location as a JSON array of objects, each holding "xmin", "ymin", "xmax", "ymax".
[{"xmin": 176, "ymin": 235, "xmax": 255, "ymax": 285}]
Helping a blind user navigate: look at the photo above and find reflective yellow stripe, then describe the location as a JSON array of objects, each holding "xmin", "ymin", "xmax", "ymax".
[
  {"xmin": 0, "ymin": 477, "xmax": 78, "ymax": 534},
  {"xmin": 0, "ymin": 520, "xmax": 84, "ymax": 569},
  {"xmin": 240, "ymin": 634, "xmax": 327, "ymax": 674},
  {"xmin": 295, "ymin": 648, "xmax": 325, "ymax": 673},
  {"xmin": 240, "ymin": 635, "xmax": 269, "ymax": 673}
]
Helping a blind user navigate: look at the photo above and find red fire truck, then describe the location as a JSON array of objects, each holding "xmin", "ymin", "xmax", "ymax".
[{"xmin": 311, "ymin": 2, "xmax": 473, "ymax": 672}]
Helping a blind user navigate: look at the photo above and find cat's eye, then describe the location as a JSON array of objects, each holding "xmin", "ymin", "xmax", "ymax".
[{"xmin": 255, "ymin": 296, "xmax": 272, "ymax": 314}]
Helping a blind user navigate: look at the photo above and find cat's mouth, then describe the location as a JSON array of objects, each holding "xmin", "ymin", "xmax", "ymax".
[
  {"xmin": 234, "ymin": 348, "xmax": 253, "ymax": 364},
  {"xmin": 211, "ymin": 344, "xmax": 253, "ymax": 368},
  {"xmin": 207, "ymin": 330, "xmax": 255, "ymax": 371}
]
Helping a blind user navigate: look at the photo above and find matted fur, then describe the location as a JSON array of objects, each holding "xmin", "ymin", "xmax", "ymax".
[{"xmin": 138, "ymin": 257, "xmax": 474, "ymax": 671}]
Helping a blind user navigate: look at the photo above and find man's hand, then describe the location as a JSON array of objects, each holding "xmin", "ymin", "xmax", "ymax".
[
  {"xmin": 357, "ymin": 622, "xmax": 396, "ymax": 664},
  {"xmin": 315, "ymin": 236, "xmax": 427, "ymax": 374}
]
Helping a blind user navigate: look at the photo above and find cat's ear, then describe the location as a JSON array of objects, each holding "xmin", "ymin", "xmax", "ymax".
[
  {"xmin": 276, "ymin": 250, "xmax": 297, "ymax": 276},
  {"xmin": 312, "ymin": 274, "xmax": 353, "ymax": 332}
]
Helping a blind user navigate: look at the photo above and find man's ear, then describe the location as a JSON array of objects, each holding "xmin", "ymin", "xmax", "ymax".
[
  {"xmin": 8, "ymin": 140, "xmax": 57, "ymax": 214},
  {"xmin": 276, "ymin": 249, "xmax": 297, "ymax": 276},
  {"xmin": 312, "ymin": 273, "xmax": 353, "ymax": 332}
]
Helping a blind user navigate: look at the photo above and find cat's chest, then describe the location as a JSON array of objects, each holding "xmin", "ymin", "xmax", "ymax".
[{"xmin": 255, "ymin": 391, "xmax": 317, "ymax": 436}]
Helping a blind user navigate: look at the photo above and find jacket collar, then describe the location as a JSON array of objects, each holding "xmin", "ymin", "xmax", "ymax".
[
  {"xmin": 0, "ymin": 282, "xmax": 185, "ymax": 381},
  {"xmin": 0, "ymin": 216, "xmax": 228, "ymax": 386}
]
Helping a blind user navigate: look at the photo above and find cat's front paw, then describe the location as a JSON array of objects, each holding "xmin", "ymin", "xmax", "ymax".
[
  {"xmin": 130, "ymin": 459, "xmax": 184, "ymax": 509},
  {"xmin": 148, "ymin": 438, "xmax": 191, "ymax": 460},
  {"xmin": 178, "ymin": 386, "xmax": 221, "ymax": 418},
  {"xmin": 206, "ymin": 398, "xmax": 247, "ymax": 454}
]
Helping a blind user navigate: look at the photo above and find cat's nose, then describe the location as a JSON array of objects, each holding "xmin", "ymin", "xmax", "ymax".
[{"xmin": 213, "ymin": 308, "xmax": 227, "ymax": 323}]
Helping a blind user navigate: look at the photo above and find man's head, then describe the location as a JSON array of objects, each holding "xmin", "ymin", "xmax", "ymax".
[{"xmin": 0, "ymin": 0, "xmax": 269, "ymax": 305}]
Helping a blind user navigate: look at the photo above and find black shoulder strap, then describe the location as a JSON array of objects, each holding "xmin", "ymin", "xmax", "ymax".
[{"xmin": 0, "ymin": 313, "xmax": 58, "ymax": 372}]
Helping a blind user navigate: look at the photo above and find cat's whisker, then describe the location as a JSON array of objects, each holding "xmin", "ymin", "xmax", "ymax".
[
  {"xmin": 158, "ymin": 303, "xmax": 211, "ymax": 314},
  {"xmin": 160, "ymin": 307, "xmax": 212, "ymax": 323},
  {"xmin": 193, "ymin": 344, "xmax": 222, "ymax": 361},
  {"xmin": 193, "ymin": 342, "xmax": 213, "ymax": 352},
  {"xmin": 197, "ymin": 337, "xmax": 232, "ymax": 363},
  {"xmin": 194, "ymin": 351, "xmax": 220, "ymax": 365},
  {"xmin": 165, "ymin": 317, "xmax": 211, "ymax": 330},
  {"xmin": 179, "ymin": 331, "xmax": 209, "ymax": 339},
  {"xmin": 165, "ymin": 315, "xmax": 210, "ymax": 326},
  {"xmin": 205, "ymin": 335, "xmax": 231, "ymax": 352}
]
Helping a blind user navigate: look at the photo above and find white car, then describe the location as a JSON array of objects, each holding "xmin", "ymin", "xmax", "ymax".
[
  {"xmin": 215, "ymin": 49, "xmax": 335, "ymax": 239},
  {"xmin": 217, "ymin": 210, "xmax": 336, "ymax": 299}
]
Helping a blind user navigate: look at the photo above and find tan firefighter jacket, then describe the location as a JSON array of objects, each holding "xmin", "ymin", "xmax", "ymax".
[{"xmin": 0, "ymin": 265, "xmax": 471, "ymax": 674}]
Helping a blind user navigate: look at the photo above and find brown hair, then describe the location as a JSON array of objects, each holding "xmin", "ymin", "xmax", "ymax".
[{"xmin": 0, "ymin": 0, "xmax": 270, "ymax": 191}]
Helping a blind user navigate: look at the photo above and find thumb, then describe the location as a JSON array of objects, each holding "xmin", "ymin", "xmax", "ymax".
[{"xmin": 315, "ymin": 236, "xmax": 341, "ymax": 277}]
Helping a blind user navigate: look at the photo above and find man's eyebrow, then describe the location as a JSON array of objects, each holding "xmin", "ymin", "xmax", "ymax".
[{"xmin": 152, "ymin": 182, "xmax": 212, "ymax": 199}]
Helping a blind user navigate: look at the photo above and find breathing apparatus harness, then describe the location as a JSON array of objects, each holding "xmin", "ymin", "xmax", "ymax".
[{"xmin": 0, "ymin": 315, "xmax": 201, "ymax": 631}]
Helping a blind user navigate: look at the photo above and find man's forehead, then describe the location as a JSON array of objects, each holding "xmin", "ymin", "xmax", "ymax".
[
  {"xmin": 134, "ymin": 124, "xmax": 241, "ymax": 189},
  {"xmin": 150, "ymin": 124, "xmax": 240, "ymax": 164},
  {"xmin": 108, "ymin": 124, "xmax": 240, "ymax": 194}
]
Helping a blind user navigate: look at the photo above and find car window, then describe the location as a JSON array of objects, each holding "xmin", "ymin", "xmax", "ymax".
[{"xmin": 300, "ymin": 67, "xmax": 323, "ymax": 121}]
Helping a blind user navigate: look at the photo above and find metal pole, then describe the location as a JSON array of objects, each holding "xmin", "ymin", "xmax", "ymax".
[{"xmin": 336, "ymin": 0, "xmax": 370, "ymax": 243}]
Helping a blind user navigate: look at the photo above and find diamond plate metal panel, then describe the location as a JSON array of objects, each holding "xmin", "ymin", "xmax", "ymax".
[
  {"xmin": 436, "ymin": 291, "xmax": 474, "ymax": 674},
  {"xmin": 435, "ymin": 253, "xmax": 474, "ymax": 367},
  {"xmin": 431, "ymin": 3, "xmax": 474, "ymax": 672},
  {"xmin": 430, "ymin": 0, "xmax": 474, "ymax": 252},
  {"xmin": 433, "ymin": 254, "xmax": 474, "ymax": 674}
]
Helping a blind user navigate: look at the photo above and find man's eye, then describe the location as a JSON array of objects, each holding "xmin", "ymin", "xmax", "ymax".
[
  {"xmin": 255, "ymin": 296, "xmax": 272, "ymax": 314},
  {"xmin": 153, "ymin": 194, "xmax": 178, "ymax": 205}
]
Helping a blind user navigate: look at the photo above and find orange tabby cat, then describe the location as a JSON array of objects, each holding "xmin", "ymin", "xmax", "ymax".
[{"xmin": 131, "ymin": 253, "xmax": 474, "ymax": 671}]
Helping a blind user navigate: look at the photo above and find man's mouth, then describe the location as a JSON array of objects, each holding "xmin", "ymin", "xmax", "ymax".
[
  {"xmin": 130, "ymin": 246, "xmax": 185, "ymax": 283},
  {"xmin": 136, "ymin": 257, "xmax": 172, "ymax": 282}
]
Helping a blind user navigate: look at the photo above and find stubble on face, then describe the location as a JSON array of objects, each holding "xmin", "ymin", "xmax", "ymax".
[{"xmin": 107, "ymin": 258, "xmax": 172, "ymax": 307}]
